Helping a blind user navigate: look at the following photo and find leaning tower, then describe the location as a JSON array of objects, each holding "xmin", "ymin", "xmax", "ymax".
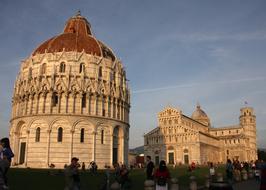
[
  {"xmin": 239, "ymin": 106, "xmax": 257, "ymax": 160},
  {"xmin": 9, "ymin": 12, "xmax": 130, "ymax": 168}
]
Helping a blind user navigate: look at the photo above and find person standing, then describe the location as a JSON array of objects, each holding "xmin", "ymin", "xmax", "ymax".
[
  {"xmin": 0, "ymin": 138, "xmax": 14, "ymax": 189},
  {"xmin": 226, "ymin": 159, "xmax": 233, "ymax": 184},
  {"xmin": 64, "ymin": 157, "xmax": 80, "ymax": 190},
  {"xmin": 146, "ymin": 156, "xmax": 155, "ymax": 180},
  {"xmin": 154, "ymin": 160, "xmax": 170, "ymax": 190},
  {"xmin": 260, "ymin": 161, "xmax": 266, "ymax": 190},
  {"xmin": 209, "ymin": 162, "xmax": 216, "ymax": 182}
]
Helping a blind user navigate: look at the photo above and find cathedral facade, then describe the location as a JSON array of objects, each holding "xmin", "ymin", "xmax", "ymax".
[
  {"xmin": 144, "ymin": 105, "xmax": 257, "ymax": 165},
  {"xmin": 9, "ymin": 13, "xmax": 130, "ymax": 168}
]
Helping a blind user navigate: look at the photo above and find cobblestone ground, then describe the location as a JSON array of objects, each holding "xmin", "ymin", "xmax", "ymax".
[{"xmin": 233, "ymin": 179, "xmax": 260, "ymax": 190}]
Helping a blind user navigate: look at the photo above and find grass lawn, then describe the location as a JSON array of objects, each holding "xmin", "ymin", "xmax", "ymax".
[{"xmin": 7, "ymin": 165, "xmax": 226, "ymax": 190}]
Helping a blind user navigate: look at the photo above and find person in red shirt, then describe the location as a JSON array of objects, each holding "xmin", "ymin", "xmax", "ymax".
[{"xmin": 154, "ymin": 160, "xmax": 170, "ymax": 190}]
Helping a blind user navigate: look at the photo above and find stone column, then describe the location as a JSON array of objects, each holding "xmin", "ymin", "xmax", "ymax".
[
  {"xmin": 25, "ymin": 129, "xmax": 30, "ymax": 167},
  {"xmin": 72, "ymin": 93, "xmax": 76, "ymax": 114},
  {"xmin": 41, "ymin": 93, "xmax": 46, "ymax": 114},
  {"xmin": 120, "ymin": 135, "xmax": 124, "ymax": 164},
  {"xmin": 75, "ymin": 93, "xmax": 81, "ymax": 114},
  {"xmin": 65, "ymin": 93, "xmax": 69, "ymax": 114},
  {"xmin": 113, "ymin": 99, "xmax": 117, "ymax": 119},
  {"xmin": 24, "ymin": 95, "xmax": 29, "ymax": 115},
  {"xmin": 110, "ymin": 98, "xmax": 113, "ymax": 118},
  {"xmin": 94, "ymin": 95, "xmax": 98, "ymax": 115},
  {"xmin": 110, "ymin": 131, "xmax": 113, "ymax": 167},
  {"xmin": 29, "ymin": 94, "xmax": 34, "ymax": 115},
  {"xmin": 69, "ymin": 129, "xmax": 74, "ymax": 161},
  {"xmin": 16, "ymin": 99, "xmax": 20, "ymax": 117},
  {"xmin": 36, "ymin": 94, "xmax": 40, "ymax": 114},
  {"xmin": 48, "ymin": 92, "xmax": 53, "ymax": 114},
  {"xmin": 92, "ymin": 131, "xmax": 97, "ymax": 161},
  {"xmin": 57, "ymin": 93, "xmax": 62, "ymax": 113},
  {"xmin": 121, "ymin": 102, "xmax": 124, "ymax": 121},
  {"xmin": 46, "ymin": 129, "xmax": 51, "ymax": 167},
  {"xmin": 87, "ymin": 93, "xmax": 91, "ymax": 114},
  {"xmin": 12, "ymin": 132, "xmax": 18, "ymax": 165}
]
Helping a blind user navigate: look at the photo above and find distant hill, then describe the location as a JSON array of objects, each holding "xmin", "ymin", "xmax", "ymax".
[{"xmin": 130, "ymin": 146, "xmax": 144, "ymax": 155}]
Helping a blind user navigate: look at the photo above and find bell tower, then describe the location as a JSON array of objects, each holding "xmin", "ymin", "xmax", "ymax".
[{"xmin": 239, "ymin": 105, "xmax": 257, "ymax": 160}]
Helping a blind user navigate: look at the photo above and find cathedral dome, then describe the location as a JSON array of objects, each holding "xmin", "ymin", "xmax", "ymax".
[
  {"xmin": 191, "ymin": 104, "xmax": 210, "ymax": 126},
  {"xmin": 32, "ymin": 12, "xmax": 116, "ymax": 61}
]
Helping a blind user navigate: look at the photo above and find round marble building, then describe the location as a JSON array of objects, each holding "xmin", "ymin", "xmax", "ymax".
[{"xmin": 9, "ymin": 12, "xmax": 130, "ymax": 168}]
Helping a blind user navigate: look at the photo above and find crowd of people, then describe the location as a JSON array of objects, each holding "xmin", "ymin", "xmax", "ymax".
[
  {"xmin": 0, "ymin": 137, "xmax": 14, "ymax": 190},
  {"xmin": 0, "ymin": 141, "xmax": 265, "ymax": 190}
]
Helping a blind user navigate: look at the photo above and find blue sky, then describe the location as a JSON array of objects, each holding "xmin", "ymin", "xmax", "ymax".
[{"xmin": 0, "ymin": 0, "xmax": 266, "ymax": 148}]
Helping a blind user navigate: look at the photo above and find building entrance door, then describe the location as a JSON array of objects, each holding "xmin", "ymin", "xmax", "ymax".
[
  {"xmin": 19, "ymin": 142, "xmax": 26, "ymax": 164},
  {"xmin": 113, "ymin": 148, "xmax": 118, "ymax": 165},
  {"xmin": 168, "ymin": 152, "xmax": 174, "ymax": 164},
  {"xmin": 184, "ymin": 154, "xmax": 189, "ymax": 164}
]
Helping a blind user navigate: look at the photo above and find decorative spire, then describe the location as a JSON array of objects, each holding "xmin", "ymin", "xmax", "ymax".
[
  {"xmin": 196, "ymin": 102, "xmax": 201, "ymax": 109},
  {"xmin": 76, "ymin": 10, "xmax": 81, "ymax": 17}
]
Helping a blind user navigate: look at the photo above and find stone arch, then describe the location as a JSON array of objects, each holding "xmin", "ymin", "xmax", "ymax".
[
  {"xmin": 72, "ymin": 119, "xmax": 95, "ymax": 131},
  {"xmin": 112, "ymin": 125, "xmax": 125, "ymax": 165},
  {"xmin": 12, "ymin": 120, "xmax": 28, "ymax": 166},
  {"xmin": 72, "ymin": 119, "xmax": 95, "ymax": 165},
  {"xmin": 14, "ymin": 120, "xmax": 26, "ymax": 134},
  {"xmin": 28, "ymin": 119, "xmax": 49, "ymax": 143},
  {"xmin": 48, "ymin": 119, "xmax": 72, "ymax": 167},
  {"xmin": 48, "ymin": 118, "xmax": 71, "ymax": 131}
]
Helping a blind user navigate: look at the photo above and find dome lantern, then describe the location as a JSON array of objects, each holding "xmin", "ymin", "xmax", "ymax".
[{"xmin": 191, "ymin": 103, "xmax": 210, "ymax": 127}]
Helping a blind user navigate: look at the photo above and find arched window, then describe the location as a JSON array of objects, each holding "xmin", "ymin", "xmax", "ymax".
[
  {"xmin": 35, "ymin": 127, "xmax": 41, "ymax": 142},
  {"xmin": 80, "ymin": 128, "xmax": 84, "ymax": 143},
  {"xmin": 79, "ymin": 63, "xmax": 85, "ymax": 73},
  {"xmin": 57, "ymin": 127, "xmax": 63, "ymax": 142},
  {"xmin": 52, "ymin": 92, "xmax": 59, "ymax": 107},
  {"xmin": 99, "ymin": 66, "xmax": 102, "ymax": 78},
  {"xmin": 101, "ymin": 130, "xmax": 104, "ymax": 144},
  {"xmin": 41, "ymin": 63, "xmax": 47, "ymax": 74},
  {"xmin": 59, "ymin": 62, "xmax": 66, "ymax": 73},
  {"xmin": 81, "ymin": 93, "xmax": 86, "ymax": 108}
]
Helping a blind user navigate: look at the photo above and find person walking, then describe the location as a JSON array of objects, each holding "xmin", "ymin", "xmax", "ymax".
[
  {"xmin": 154, "ymin": 160, "xmax": 170, "ymax": 190},
  {"xmin": 146, "ymin": 156, "xmax": 155, "ymax": 180},
  {"xmin": 64, "ymin": 157, "xmax": 80, "ymax": 190}
]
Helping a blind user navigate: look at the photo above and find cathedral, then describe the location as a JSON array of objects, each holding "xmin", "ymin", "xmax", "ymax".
[
  {"xmin": 144, "ymin": 104, "xmax": 257, "ymax": 165},
  {"xmin": 9, "ymin": 12, "xmax": 130, "ymax": 168}
]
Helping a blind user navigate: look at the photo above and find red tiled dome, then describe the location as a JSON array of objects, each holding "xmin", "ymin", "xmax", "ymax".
[{"xmin": 32, "ymin": 12, "xmax": 114, "ymax": 60}]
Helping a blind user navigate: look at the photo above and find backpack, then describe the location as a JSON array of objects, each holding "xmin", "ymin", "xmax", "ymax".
[{"xmin": 157, "ymin": 176, "xmax": 167, "ymax": 186}]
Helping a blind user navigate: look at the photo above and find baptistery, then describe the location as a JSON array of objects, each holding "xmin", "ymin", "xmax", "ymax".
[{"xmin": 9, "ymin": 12, "xmax": 130, "ymax": 168}]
